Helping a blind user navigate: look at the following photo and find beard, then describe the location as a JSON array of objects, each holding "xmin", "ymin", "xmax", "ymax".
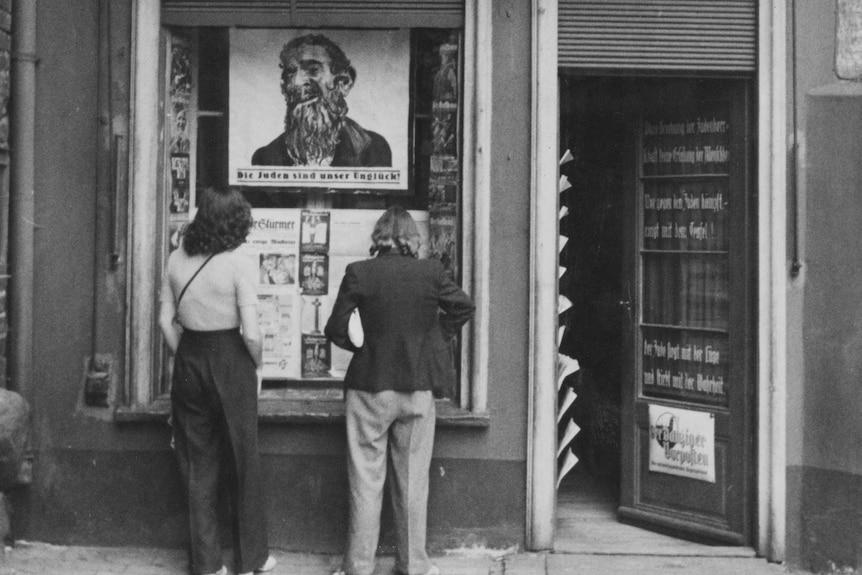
[{"xmin": 283, "ymin": 84, "xmax": 348, "ymax": 166}]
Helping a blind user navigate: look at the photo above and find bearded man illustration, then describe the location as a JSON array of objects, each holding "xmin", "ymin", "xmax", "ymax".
[{"xmin": 252, "ymin": 34, "xmax": 392, "ymax": 167}]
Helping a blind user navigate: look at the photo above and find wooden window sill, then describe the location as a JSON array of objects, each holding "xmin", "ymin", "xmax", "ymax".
[{"xmin": 114, "ymin": 395, "xmax": 489, "ymax": 428}]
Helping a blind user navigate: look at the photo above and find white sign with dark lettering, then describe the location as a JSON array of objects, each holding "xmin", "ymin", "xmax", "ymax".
[
  {"xmin": 648, "ymin": 404, "xmax": 716, "ymax": 483},
  {"xmin": 837, "ymin": 0, "xmax": 862, "ymax": 80}
]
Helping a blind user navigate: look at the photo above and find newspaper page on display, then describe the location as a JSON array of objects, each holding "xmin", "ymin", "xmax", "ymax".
[{"xmin": 241, "ymin": 210, "xmax": 303, "ymax": 380}]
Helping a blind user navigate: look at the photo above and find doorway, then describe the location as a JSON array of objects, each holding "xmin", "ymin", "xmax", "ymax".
[
  {"xmin": 556, "ymin": 74, "xmax": 631, "ymax": 552},
  {"xmin": 555, "ymin": 76, "xmax": 755, "ymax": 553}
]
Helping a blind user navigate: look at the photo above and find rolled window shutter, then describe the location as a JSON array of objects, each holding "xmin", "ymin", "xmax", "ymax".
[
  {"xmin": 559, "ymin": 0, "xmax": 756, "ymax": 72},
  {"xmin": 162, "ymin": 0, "xmax": 464, "ymax": 27}
]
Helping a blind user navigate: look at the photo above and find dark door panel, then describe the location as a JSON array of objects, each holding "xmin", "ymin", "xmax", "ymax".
[{"xmin": 619, "ymin": 78, "xmax": 754, "ymax": 544}]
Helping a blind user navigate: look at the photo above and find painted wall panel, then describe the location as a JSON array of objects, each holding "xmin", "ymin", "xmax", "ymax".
[
  {"xmin": 31, "ymin": 2, "xmax": 100, "ymax": 430},
  {"xmin": 786, "ymin": 0, "xmax": 845, "ymax": 472},
  {"xmin": 20, "ymin": 0, "xmax": 533, "ymax": 548},
  {"xmin": 804, "ymin": 83, "xmax": 862, "ymax": 476},
  {"xmin": 483, "ymin": 0, "xmax": 532, "ymax": 462},
  {"xmin": 15, "ymin": 451, "xmax": 524, "ymax": 551},
  {"xmin": 798, "ymin": 80, "xmax": 862, "ymax": 570}
]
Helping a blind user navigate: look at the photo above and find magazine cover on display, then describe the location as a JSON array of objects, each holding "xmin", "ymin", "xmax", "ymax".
[
  {"xmin": 429, "ymin": 204, "xmax": 457, "ymax": 272},
  {"xmin": 299, "ymin": 253, "xmax": 329, "ymax": 295},
  {"xmin": 426, "ymin": 38, "xmax": 460, "ymax": 274},
  {"xmin": 300, "ymin": 210, "xmax": 331, "ymax": 253},
  {"xmin": 168, "ymin": 32, "xmax": 192, "ymax": 218},
  {"xmin": 228, "ymin": 28, "xmax": 410, "ymax": 190},
  {"xmin": 299, "ymin": 295, "xmax": 332, "ymax": 379},
  {"xmin": 301, "ymin": 334, "xmax": 331, "ymax": 378}
]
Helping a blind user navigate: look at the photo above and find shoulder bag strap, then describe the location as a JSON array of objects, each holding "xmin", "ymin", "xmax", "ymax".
[{"xmin": 174, "ymin": 252, "xmax": 217, "ymax": 315}]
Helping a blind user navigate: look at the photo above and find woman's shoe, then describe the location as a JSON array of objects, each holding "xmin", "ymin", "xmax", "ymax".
[
  {"xmin": 203, "ymin": 567, "xmax": 227, "ymax": 575},
  {"xmin": 257, "ymin": 555, "xmax": 277, "ymax": 572}
]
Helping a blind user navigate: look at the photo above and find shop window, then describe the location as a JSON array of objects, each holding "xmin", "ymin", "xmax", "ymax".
[
  {"xmin": 120, "ymin": 3, "xmax": 490, "ymax": 422},
  {"xmin": 162, "ymin": 26, "xmax": 464, "ymax": 401}
]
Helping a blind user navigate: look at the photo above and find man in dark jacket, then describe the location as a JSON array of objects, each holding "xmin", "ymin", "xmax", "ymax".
[
  {"xmin": 325, "ymin": 207, "xmax": 473, "ymax": 575},
  {"xmin": 252, "ymin": 33, "xmax": 391, "ymax": 168}
]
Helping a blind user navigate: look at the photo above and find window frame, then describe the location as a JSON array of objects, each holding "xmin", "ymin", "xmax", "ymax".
[{"xmin": 118, "ymin": 0, "xmax": 490, "ymax": 423}]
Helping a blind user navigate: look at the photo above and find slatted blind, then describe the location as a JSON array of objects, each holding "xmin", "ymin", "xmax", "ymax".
[
  {"xmin": 559, "ymin": 0, "xmax": 756, "ymax": 72},
  {"xmin": 162, "ymin": 0, "xmax": 464, "ymax": 27}
]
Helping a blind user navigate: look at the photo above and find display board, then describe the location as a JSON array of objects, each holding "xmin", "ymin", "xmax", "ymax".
[{"xmin": 237, "ymin": 209, "xmax": 429, "ymax": 381}]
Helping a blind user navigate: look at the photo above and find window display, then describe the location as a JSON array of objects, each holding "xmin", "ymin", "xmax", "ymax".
[{"xmin": 161, "ymin": 27, "xmax": 462, "ymax": 396}]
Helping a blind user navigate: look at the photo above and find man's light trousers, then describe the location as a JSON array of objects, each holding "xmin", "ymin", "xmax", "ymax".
[{"xmin": 343, "ymin": 389, "xmax": 436, "ymax": 575}]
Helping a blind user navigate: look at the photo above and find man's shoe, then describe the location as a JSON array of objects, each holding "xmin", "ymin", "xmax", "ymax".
[
  {"xmin": 203, "ymin": 567, "xmax": 227, "ymax": 575},
  {"xmin": 239, "ymin": 554, "xmax": 277, "ymax": 575}
]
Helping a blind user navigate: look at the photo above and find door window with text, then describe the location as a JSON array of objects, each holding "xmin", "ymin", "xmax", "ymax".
[{"xmin": 639, "ymin": 106, "xmax": 730, "ymax": 408}]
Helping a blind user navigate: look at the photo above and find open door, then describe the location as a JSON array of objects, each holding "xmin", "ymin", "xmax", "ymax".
[{"xmin": 619, "ymin": 78, "xmax": 754, "ymax": 544}]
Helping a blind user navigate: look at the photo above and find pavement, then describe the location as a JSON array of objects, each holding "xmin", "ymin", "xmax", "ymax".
[{"xmin": 0, "ymin": 541, "xmax": 813, "ymax": 575}]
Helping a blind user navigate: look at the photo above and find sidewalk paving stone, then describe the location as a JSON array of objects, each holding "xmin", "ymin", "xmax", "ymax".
[
  {"xmin": 0, "ymin": 541, "xmax": 814, "ymax": 575},
  {"xmin": 546, "ymin": 553, "xmax": 801, "ymax": 575}
]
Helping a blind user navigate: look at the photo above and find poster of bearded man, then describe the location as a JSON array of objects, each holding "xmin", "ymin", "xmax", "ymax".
[{"xmin": 229, "ymin": 29, "xmax": 409, "ymax": 191}]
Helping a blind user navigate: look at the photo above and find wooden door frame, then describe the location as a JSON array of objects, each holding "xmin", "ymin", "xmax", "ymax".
[
  {"xmin": 527, "ymin": 0, "xmax": 559, "ymax": 551},
  {"xmin": 755, "ymin": 0, "xmax": 788, "ymax": 562},
  {"xmin": 527, "ymin": 0, "xmax": 788, "ymax": 561}
]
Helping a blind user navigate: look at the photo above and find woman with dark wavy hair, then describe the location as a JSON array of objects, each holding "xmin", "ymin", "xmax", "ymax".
[
  {"xmin": 159, "ymin": 187, "xmax": 275, "ymax": 575},
  {"xmin": 325, "ymin": 206, "xmax": 475, "ymax": 575}
]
